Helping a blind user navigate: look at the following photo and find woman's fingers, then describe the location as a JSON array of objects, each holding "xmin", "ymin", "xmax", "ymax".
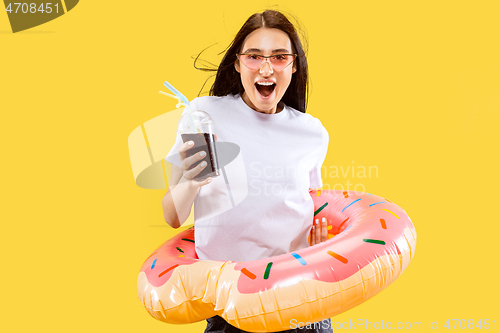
[
  {"xmin": 181, "ymin": 150, "xmax": 207, "ymax": 172},
  {"xmin": 178, "ymin": 141, "xmax": 209, "ymax": 179},
  {"xmin": 195, "ymin": 177, "xmax": 212, "ymax": 187},
  {"xmin": 176, "ymin": 141, "xmax": 213, "ymax": 187},
  {"xmin": 310, "ymin": 224, "xmax": 315, "ymax": 245},
  {"xmin": 321, "ymin": 217, "xmax": 328, "ymax": 242},
  {"xmin": 315, "ymin": 218, "xmax": 321, "ymax": 244},
  {"xmin": 178, "ymin": 140, "xmax": 195, "ymax": 159},
  {"xmin": 311, "ymin": 217, "xmax": 329, "ymax": 246},
  {"xmin": 184, "ymin": 159, "xmax": 208, "ymax": 180}
]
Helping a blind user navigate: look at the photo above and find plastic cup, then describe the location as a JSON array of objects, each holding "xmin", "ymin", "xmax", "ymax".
[{"xmin": 177, "ymin": 110, "xmax": 220, "ymax": 180}]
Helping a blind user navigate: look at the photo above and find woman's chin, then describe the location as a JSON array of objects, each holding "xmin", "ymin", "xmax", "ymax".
[{"xmin": 249, "ymin": 89, "xmax": 279, "ymax": 113}]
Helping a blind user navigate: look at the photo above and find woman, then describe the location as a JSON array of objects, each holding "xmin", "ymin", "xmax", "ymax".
[{"xmin": 163, "ymin": 10, "xmax": 332, "ymax": 333}]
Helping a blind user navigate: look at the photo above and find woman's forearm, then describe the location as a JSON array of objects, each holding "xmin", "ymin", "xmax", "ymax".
[{"xmin": 162, "ymin": 177, "xmax": 200, "ymax": 228}]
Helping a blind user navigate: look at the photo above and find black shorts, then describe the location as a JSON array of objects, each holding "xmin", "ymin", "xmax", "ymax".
[{"xmin": 204, "ymin": 315, "xmax": 333, "ymax": 333}]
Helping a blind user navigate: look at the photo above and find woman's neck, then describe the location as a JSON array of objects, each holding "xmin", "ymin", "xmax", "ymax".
[{"xmin": 240, "ymin": 92, "xmax": 283, "ymax": 114}]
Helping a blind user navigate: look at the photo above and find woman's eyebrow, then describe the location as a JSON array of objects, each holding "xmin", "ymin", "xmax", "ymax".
[{"xmin": 242, "ymin": 48, "xmax": 291, "ymax": 54}]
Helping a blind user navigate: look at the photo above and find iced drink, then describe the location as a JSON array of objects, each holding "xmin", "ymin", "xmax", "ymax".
[
  {"xmin": 181, "ymin": 132, "xmax": 219, "ymax": 180},
  {"xmin": 177, "ymin": 109, "xmax": 220, "ymax": 181}
]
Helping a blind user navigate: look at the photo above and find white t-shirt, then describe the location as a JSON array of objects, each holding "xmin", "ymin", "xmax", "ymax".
[{"xmin": 165, "ymin": 94, "xmax": 329, "ymax": 262}]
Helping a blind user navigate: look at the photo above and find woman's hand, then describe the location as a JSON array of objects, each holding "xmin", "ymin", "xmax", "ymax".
[
  {"xmin": 310, "ymin": 217, "xmax": 329, "ymax": 246},
  {"xmin": 178, "ymin": 139, "xmax": 214, "ymax": 187}
]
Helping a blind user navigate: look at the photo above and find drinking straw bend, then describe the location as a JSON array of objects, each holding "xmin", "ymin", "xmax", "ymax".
[
  {"xmin": 163, "ymin": 81, "xmax": 190, "ymax": 107},
  {"xmin": 158, "ymin": 91, "xmax": 187, "ymax": 108},
  {"xmin": 161, "ymin": 80, "xmax": 200, "ymax": 133}
]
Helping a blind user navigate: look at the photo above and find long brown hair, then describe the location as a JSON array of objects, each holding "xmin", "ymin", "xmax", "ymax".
[{"xmin": 196, "ymin": 10, "xmax": 309, "ymax": 112}]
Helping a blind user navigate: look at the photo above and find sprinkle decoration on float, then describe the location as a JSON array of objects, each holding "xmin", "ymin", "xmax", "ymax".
[{"xmin": 137, "ymin": 189, "xmax": 417, "ymax": 332}]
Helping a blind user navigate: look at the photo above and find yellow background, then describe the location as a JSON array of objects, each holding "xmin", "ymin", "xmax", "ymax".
[{"xmin": 1, "ymin": 0, "xmax": 498, "ymax": 332}]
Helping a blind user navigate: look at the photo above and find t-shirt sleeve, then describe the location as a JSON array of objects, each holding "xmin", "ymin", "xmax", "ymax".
[
  {"xmin": 164, "ymin": 98, "xmax": 199, "ymax": 167},
  {"xmin": 164, "ymin": 131, "xmax": 183, "ymax": 167},
  {"xmin": 309, "ymin": 123, "xmax": 329, "ymax": 189}
]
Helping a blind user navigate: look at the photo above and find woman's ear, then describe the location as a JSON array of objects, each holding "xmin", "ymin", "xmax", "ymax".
[
  {"xmin": 234, "ymin": 60, "xmax": 241, "ymax": 73},
  {"xmin": 292, "ymin": 62, "xmax": 297, "ymax": 73}
]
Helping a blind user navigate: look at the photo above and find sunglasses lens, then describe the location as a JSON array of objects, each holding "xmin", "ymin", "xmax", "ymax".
[
  {"xmin": 270, "ymin": 55, "xmax": 295, "ymax": 70},
  {"xmin": 239, "ymin": 54, "xmax": 295, "ymax": 70},
  {"xmin": 240, "ymin": 54, "xmax": 263, "ymax": 70}
]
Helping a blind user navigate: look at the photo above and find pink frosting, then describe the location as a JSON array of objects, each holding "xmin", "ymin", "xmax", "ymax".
[{"xmin": 140, "ymin": 191, "xmax": 414, "ymax": 294}]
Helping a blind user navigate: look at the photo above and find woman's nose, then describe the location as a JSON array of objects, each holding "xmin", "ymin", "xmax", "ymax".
[{"xmin": 259, "ymin": 60, "xmax": 274, "ymax": 75}]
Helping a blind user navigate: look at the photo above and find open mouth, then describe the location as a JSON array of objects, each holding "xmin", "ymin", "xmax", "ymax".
[{"xmin": 255, "ymin": 81, "xmax": 276, "ymax": 98}]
